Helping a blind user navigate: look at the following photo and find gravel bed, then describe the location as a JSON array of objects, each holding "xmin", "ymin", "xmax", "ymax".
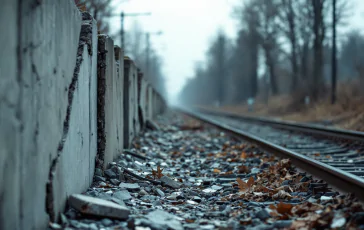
[{"xmin": 52, "ymin": 111, "xmax": 364, "ymax": 230}]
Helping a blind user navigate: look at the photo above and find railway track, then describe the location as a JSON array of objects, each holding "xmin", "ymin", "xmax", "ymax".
[{"xmin": 177, "ymin": 107, "xmax": 364, "ymax": 202}]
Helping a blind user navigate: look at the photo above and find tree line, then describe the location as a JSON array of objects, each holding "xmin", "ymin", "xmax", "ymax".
[{"xmin": 180, "ymin": 0, "xmax": 363, "ymax": 106}]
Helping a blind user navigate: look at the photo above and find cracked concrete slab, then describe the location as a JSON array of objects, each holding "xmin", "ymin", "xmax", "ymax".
[{"xmin": 68, "ymin": 194, "xmax": 130, "ymax": 220}]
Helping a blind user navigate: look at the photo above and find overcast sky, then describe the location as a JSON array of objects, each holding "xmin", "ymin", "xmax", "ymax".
[{"xmin": 109, "ymin": 0, "xmax": 364, "ymax": 103}]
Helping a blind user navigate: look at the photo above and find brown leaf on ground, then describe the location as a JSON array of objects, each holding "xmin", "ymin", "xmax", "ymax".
[
  {"xmin": 240, "ymin": 152, "xmax": 247, "ymax": 159},
  {"xmin": 213, "ymin": 168, "xmax": 221, "ymax": 173},
  {"xmin": 247, "ymin": 177, "xmax": 254, "ymax": 187},
  {"xmin": 276, "ymin": 202, "xmax": 293, "ymax": 215},
  {"xmin": 152, "ymin": 166, "xmax": 164, "ymax": 179},
  {"xmin": 237, "ymin": 178, "xmax": 248, "ymax": 192},
  {"xmin": 238, "ymin": 165, "xmax": 250, "ymax": 173},
  {"xmin": 237, "ymin": 177, "xmax": 254, "ymax": 193}
]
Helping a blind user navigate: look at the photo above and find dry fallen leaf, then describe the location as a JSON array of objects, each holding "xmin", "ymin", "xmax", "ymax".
[
  {"xmin": 247, "ymin": 177, "xmax": 254, "ymax": 187},
  {"xmin": 237, "ymin": 177, "xmax": 254, "ymax": 192},
  {"xmin": 240, "ymin": 152, "xmax": 247, "ymax": 159},
  {"xmin": 152, "ymin": 166, "xmax": 164, "ymax": 179},
  {"xmin": 237, "ymin": 178, "xmax": 249, "ymax": 192},
  {"xmin": 276, "ymin": 202, "xmax": 293, "ymax": 215},
  {"xmin": 238, "ymin": 165, "xmax": 250, "ymax": 173},
  {"xmin": 213, "ymin": 168, "xmax": 221, "ymax": 173}
]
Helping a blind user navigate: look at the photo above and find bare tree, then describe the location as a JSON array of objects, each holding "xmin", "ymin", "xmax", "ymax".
[
  {"xmin": 74, "ymin": 0, "xmax": 113, "ymax": 34},
  {"xmin": 254, "ymin": 0, "xmax": 281, "ymax": 95},
  {"xmin": 238, "ymin": 0, "xmax": 260, "ymax": 98},
  {"xmin": 277, "ymin": 0, "xmax": 299, "ymax": 92}
]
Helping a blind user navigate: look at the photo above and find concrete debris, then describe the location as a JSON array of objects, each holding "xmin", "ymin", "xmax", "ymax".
[
  {"xmin": 68, "ymin": 194, "xmax": 130, "ymax": 220},
  {"xmin": 146, "ymin": 210, "xmax": 183, "ymax": 230},
  {"xmin": 119, "ymin": 183, "xmax": 140, "ymax": 191},
  {"xmin": 160, "ymin": 176, "xmax": 181, "ymax": 189},
  {"xmin": 113, "ymin": 190, "xmax": 132, "ymax": 201}
]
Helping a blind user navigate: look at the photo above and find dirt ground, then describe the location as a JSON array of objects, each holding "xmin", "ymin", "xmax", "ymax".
[{"xmin": 219, "ymin": 81, "xmax": 364, "ymax": 132}]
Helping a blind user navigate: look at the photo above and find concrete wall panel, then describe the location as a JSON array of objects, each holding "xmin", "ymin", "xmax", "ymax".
[
  {"xmin": 97, "ymin": 36, "xmax": 123, "ymax": 168},
  {"xmin": 18, "ymin": 0, "xmax": 83, "ymax": 228},
  {"xmin": 0, "ymin": 0, "xmax": 21, "ymax": 229}
]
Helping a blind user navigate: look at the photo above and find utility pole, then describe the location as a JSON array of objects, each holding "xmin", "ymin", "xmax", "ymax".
[
  {"xmin": 331, "ymin": 0, "xmax": 337, "ymax": 104},
  {"xmin": 120, "ymin": 12, "xmax": 124, "ymax": 50},
  {"xmin": 119, "ymin": 11, "xmax": 151, "ymax": 51},
  {"xmin": 145, "ymin": 33, "xmax": 150, "ymax": 79}
]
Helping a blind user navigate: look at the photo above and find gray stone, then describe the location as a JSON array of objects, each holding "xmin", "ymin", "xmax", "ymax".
[
  {"xmin": 99, "ymin": 182, "xmax": 107, "ymax": 187},
  {"xmin": 95, "ymin": 176, "xmax": 106, "ymax": 182},
  {"xmin": 200, "ymin": 224, "xmax": 215, "ymax": 229},
  {"xmin": 68, "ymin": 194, "xmax": 130, "ymax": 220},
  {"xmin": 110, "ymin": 197, "xmax": 126, "ymax": 206},
  {"xmin": 113, "ymin": 190, "xmax": 132, "ymax": 200},
  {"xmin": 95, "ymin": 168, "xmax": 103, "ymax": 177},
  {"xmin": 119, "ymin": 183, "xmax": 140, "ymax": 191},
  {"xmin": 139, "ymin": 189, "xmax": 149, "ymax": 196},
  {"xmin": 273, "ymin": 220, "xmax": 292, "ymax": 228},
  {"xmin": 49, "ymin": 223, "xmax": 62, "ymax": 229},
  {"xmin": 160, "ymin": 176, "xmax": 182, "ymax": 189},
  {"xmin": 88, "ymin": 223, "xmax": 98, "ymax": 230},
  {"xmin": 256, "ymin": 209, "xmax": 270, "ymax": 221},
  {"xmin": 146, "ymin": 210, "xmax": 183, "ymax": 230},
  {"xmin": 155, "ymin": 188, "xmax": 165, "ymax": 197},
  {"xmin": 101, "ymin": 218, "xmax": 113, "ymax": 226},
  {"xmin": 110, "ymin": 179, "xmax": 120, "ymax": 185},
  {"xmin": 104, "ymin": 169, "xmax": 117, "ymax": 178},
  {"xmin": 211, "ymin": 185, "xmax": 223, "ymax": 190}
]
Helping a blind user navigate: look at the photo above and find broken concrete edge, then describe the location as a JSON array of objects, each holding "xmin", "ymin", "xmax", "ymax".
[
  {"xmin": 68, "ymin": 194, "xmax": 130, "ymax": 220},
  {"xmin": 123, "ymin": 58, "xmax": 132, "ymax": 149},
  {"xmin": 138, "ymin": 71, "xmax": 145, "ymax": 130},
  {"xmin": 96, "ymin": 34, "xmax": 107, "ymax": 170},
  {"xmin": 45, "ymin": 14, "xmax": 95, "ymax": 222}
]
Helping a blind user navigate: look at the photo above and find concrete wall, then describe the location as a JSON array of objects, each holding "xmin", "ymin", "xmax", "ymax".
[
  {"xmin": 123, "ymin": 58, "xmax": 138, "ymax": 148},
  {"xmin": 0, "ymin": 1, "xmax": 21, "ymax": 229},
  {"xmin": 0, "ymin": 1, "xmax": 166, "ymax": 229},
  {"xmin": 0, "ymin": 1, "xmax": 99, "ymax": 228},
  {"xmin": 52, "ymin": 13, "xmax": 99, "ymax": 222},
  {"xmin": 138, "ymin": 73, "xmax": 148, "ymax": 128},
  {"xmin": 97, "ymin": 36, "xmax": 124, "ymax": 168}
]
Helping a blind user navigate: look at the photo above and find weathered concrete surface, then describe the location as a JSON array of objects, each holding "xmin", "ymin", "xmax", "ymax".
[
  {"xmin": 138, "ymin": 73, "xmax": 147, "ymax": 130},
  {"xmin": 146, "ymin": 85, "xmax": 154, "ymax": 120},
  {"xmin": 97, "ymin": 36, "xmax": 123, "ymax": 168},
  {"xmin": 19, "ymin": 0, "xmax": 82, "ymax": 229},
  {"xmin": 68, "ymin": 194, "xmax": 130, "ymax": 220},
  {"xmin": 0, "ymin": 1, "xmax": 102, "ymax": 229},
  {"xmin": 123, "ymin": 58, "xmax": 138, "ymax": 148},
  {"xmin": 52, "ymin": 13, "xmax": 99, "ymax": 223},
  {"xmin": 0, "ymin": 1, "xmax": 20, "ymax": 230},
  {"xmin": 114, "ymin": 46, "xmax": 124, "ymax": 157}
]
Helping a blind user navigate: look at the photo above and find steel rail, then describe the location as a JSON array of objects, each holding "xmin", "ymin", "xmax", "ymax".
[
  {"xmin": 177, "ymin": 107, "xmax": 364, "ymax": 202},
  {"xmin": 195, "ymin": 107, "xmax": 364, "ymax": 142}
]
